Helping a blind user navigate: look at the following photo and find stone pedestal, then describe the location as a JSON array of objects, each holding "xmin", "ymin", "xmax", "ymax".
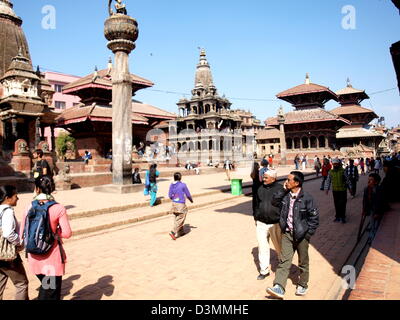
[{"xmin": 92, "ymin": 183, "xmax": 143, "ymax": 194}]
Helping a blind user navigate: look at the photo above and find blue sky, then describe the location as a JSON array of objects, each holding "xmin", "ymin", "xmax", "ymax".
[{"xmin": 13, "ymin": 0, "xmax": 400, "ymax": 127}]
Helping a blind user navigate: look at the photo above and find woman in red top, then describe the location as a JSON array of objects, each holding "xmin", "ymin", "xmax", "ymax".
[
  {"xmin": 320, "ymin": 158, "xmax": 332, "ymax": 190},
  {"xmin": 20, "ymin": 177, "xmax": 72, "ymax": 300},
  {"xmin": 268, "ymin": 155, "xmax": 273, "ymax": 168}
]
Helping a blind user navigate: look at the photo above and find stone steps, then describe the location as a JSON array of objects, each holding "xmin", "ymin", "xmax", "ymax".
[{"xmin": 67, "ymin": 172, "xmax": 320, "ymax": 239}]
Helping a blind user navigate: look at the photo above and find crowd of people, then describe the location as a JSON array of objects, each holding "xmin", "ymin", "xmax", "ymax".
[
  {"xmin": 250, "ymin": 151, "xmax": 400, "ymax": 299},
  {"xmin": 1, "ymin": 150, "xmax": 399, "ymax": 300}
]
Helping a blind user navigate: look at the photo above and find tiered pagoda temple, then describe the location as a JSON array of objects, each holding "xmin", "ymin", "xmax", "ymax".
[
  {"xmin": 330, "ymin": 80, "xmax": 382, "ymax": 158},
  {"xmin": 266, "ymin": 74, "xmax": 350, "ymax": 164},
  {"xmin": 56, "ymin": 64, "xmax": 176, "ymax": 159}
]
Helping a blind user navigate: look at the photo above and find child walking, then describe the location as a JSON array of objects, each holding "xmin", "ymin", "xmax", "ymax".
[{"xmin": 168, "ymin": 173, "xmax": 193, "ymax": 240}]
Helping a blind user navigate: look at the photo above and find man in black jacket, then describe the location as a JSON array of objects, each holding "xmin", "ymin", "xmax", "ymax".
[
  {"xmin": 253, "ymin": 169, "xmax": 284, "ymax": 280},
  {"xmin": 266, "ymin": 171, "xmax": 319, "ymax": 299}
]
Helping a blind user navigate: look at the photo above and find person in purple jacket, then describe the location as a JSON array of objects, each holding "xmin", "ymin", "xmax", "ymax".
[{"xmin": 168, "ymin": 172, "xmax": 193, "ymax": 240}]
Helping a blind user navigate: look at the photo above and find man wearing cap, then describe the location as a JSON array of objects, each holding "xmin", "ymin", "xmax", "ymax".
[
  {"xmin": 253, "ymin": 170, "xmax": 284, "ymax": 280},
  {"xmin": 325, "ymin": 158, "xmax": 351, "ymax": 223},
  {"xmin": 266, "ymin": 171, "xmax": 319, "ymax": 299}
]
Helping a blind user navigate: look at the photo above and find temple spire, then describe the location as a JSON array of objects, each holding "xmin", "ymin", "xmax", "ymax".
[
  {"xmin": 305, "ymin": 73, "xmax": 310, "ymax": 85},
  {"xmin": 194, "ymin": 48, "xmax": 215, "ymax": 91}
]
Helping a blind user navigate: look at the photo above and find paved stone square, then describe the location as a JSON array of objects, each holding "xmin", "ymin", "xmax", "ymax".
[{"xmin": 4, "ymin": 174, "xmax": 370, "ymax": 300}]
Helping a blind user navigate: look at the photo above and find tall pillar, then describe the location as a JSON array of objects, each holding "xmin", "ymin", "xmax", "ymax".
[
  {"xmin": 277, "ymin": 106, "xmax": 286, "ymax": 165},
  {"xmin": 50, "ymin": 125, "xmax": 55, "ymax": 152},
  {"xmin": 325, "ymin": 136, "xmax": 329, "ymax": 149},
  {"xmin": 35, "ymin": 117, "xmax": 41, "ymax": 147},
  {"xmin": 104, "ymin": 2, "xmax": 138, "ymax": 188}
]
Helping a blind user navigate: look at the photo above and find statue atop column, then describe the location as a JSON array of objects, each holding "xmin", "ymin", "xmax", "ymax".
[{"xmin": 108, "ymin": 0, "xmax": 127, "ymax": 16}]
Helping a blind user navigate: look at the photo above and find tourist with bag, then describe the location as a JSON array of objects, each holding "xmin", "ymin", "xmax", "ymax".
[
  {"xmin": 0, "ymin": 185, "xmax": 29, "ymax": 300},
  {"xmin": 20, "ymin": 177, "xmax": 72, "ymax": 300}
]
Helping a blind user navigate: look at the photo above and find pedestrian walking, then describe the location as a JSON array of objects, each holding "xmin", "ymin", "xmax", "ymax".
[
  {"xmin": 250, "ymin": 162, "xmax": 262, "ymax": 213},
  {"xmin": 359, "ymin": 158, "xmax": 365, "ymax": 175},
  {"xmin": 145, "ymin": 164, "xmax": 160, "ymax": 207},
  {"xmin": 168, "ymin": 173, "xmax": 193, "ymax": 240},
  {"xmin": 259, "ymin": 158, "xmax": 269, "ymax": 182},
  {"xmin": 268, "ymin": 155, "xmax": 273, "ymax": 168},
  {"xmin": 294, "ymin": 154, "xmax": 300, "ymax": 170},
  {"xmin": 320, "ymin": 158, "xmax": 332, "ymax": 190},
  {"xmin": 314, "ymin": 157, "xmax": 321, "ymax": 177},
  {"xmin": 224, "ymin": 159, "xmax": 233, "ymax": 181},
  {"xmin": 325, "ymin": 158, "xmax": 351, "ymax": 223},
  {"xmin": 370, "ymin": 157, "xmax": 375, "ymax": 173},
  {"xmin": 345, "ymin": 159, "xmax": 359, "ymax": 198},
  {"xmin": 301, "ymin": 154, "xmax": 307, "ymax": 171},
  {"xmin": 359, "ymin": 173, "xmax": 384, "ymax": 244},
  {"xmin": 266, "ymin": 171, "xmax": 319, "ymax": 299},
  {"xmin": 0, "ymin": 185, "xmax": 29, "ymax": 300},
  {"xmin": 380, "ymin": 160, "xmax": 398, "ymax": 209},
  {"xmin": 253, "ymin": 170, "xmax": 284, "ymax": 280},
  {"xmin": 374, "ymin": 158, "xmax": 381, "ymax": 174},
  {"xmin": 20, "ymin": 177, "xmax": 72, "ymax": 300}
]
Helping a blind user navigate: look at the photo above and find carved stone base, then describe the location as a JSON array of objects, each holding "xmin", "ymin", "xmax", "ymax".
[{"xmin": 92, "ymin": 183, "xmax": 143, "ymax": 194}]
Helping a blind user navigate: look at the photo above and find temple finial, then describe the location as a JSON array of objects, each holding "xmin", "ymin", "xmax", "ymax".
[{"xmin": 305, "ymin": 73, "xmax": 310, "ymax": 84}]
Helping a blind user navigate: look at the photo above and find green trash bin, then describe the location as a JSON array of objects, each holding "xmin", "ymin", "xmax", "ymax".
[{"xmin": 231, "ymin": 178, "xmax": 243, "ymax": 196}]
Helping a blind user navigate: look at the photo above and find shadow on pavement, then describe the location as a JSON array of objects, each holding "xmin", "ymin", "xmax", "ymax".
[
  {"xmin": 70, "ymin": 275, "xmax": 114, "ymax": 300},
  {"xmin": 61, "ymin": 274, "xmax": 81, "ymax": 299},
  {"xmin": 215, "ymin": 200, "xmax": 252, "ymax": 216}
]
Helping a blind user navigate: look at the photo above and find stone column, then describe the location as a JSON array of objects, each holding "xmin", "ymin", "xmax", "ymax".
[
  {"xmin": 50, "ymin": 125, "xmax": 55, "ymax": 152},
  {"xmin": 279, "ymin": 123, "xmax": 287, "ymax": 165},
  {"xmin": 102, "ymin": 7, "xmax": 138, "ymax": 191},
  {"xmin": 325, "ymin": 136, "xmax": 329, "ymax": 149},
  {"xmin": 35, "ymin": 117, "xmax": 41, "ymax": 147}
]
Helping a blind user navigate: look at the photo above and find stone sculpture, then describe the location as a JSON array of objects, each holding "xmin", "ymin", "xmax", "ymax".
[{"xmin": 108, "ymin": 0, "xmax": 127, "ymax": 16}]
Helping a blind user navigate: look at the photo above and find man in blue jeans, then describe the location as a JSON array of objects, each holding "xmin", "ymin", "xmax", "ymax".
[{"xmin": 168, "ymin": 172, "xmax": 193, "ymax": 240}]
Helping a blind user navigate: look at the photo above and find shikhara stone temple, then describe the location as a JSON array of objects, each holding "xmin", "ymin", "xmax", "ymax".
[
  {"xmin": 0, "ymin": 0, "xmax": 57, "ymax": 188},
  {"xmin": 171, "ymin": 49, "xmax": 263, "ymax": 163}
]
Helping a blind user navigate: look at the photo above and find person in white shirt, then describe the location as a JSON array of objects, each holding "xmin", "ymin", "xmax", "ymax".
[{"xmin": 0, "ymin": 185, "xmax": 29, "ymax": 300}]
